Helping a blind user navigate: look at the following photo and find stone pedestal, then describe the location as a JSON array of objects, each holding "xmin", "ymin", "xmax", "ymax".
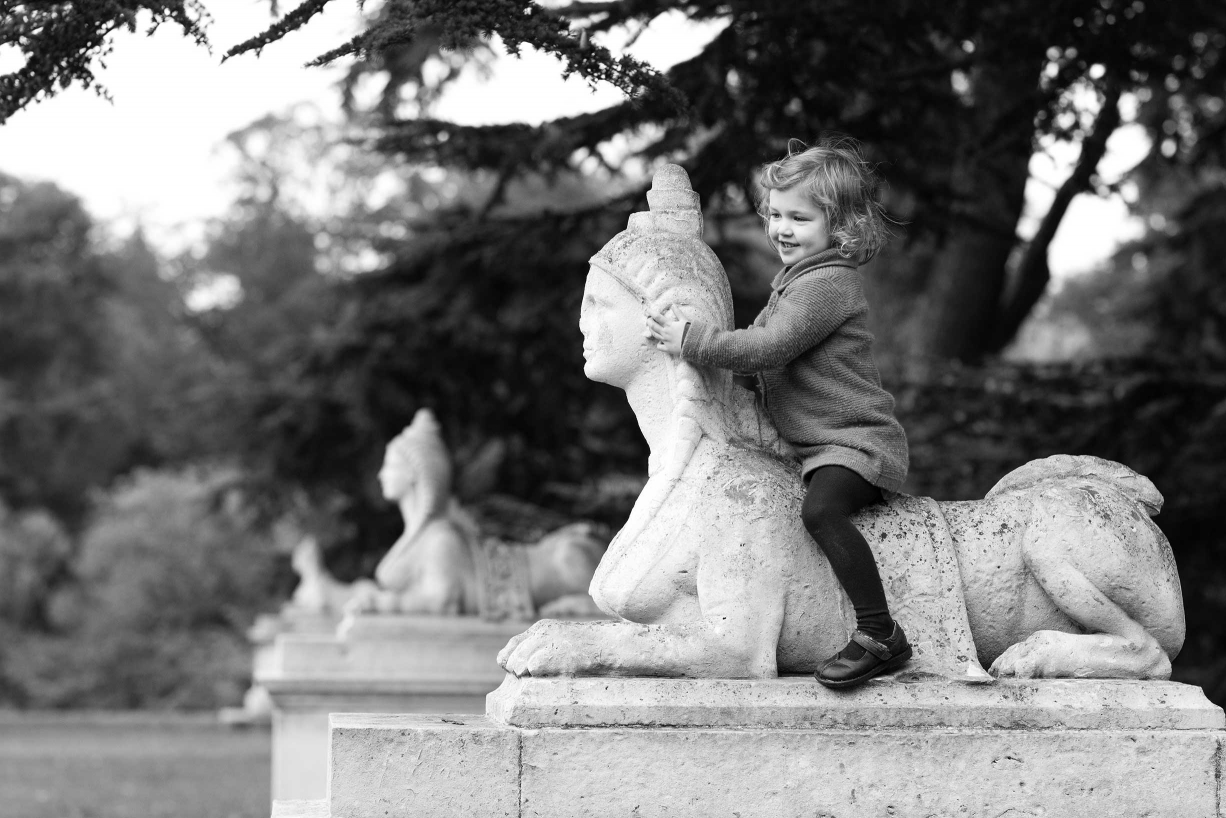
[
  {"xmin": 259, "ymin": 614, "xmax": 529, "ymax": 801},
  {"xmin": 220, "ymin": 608, "xmax": 339, "ymax": 726},
  {"xmin": 277, "ymin": 676, "xmax": 1225, "ymax": 818}
]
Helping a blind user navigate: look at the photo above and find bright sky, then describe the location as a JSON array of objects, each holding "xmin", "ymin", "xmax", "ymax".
[{"xmin": 0, "ymin": 4, "xmax": 1146, "ymax": 278}]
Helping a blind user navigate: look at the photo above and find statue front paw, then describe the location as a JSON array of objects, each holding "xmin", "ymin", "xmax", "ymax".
[
  {"xmin": 497, "ymin": 620, "xmax": 586, "ymax": 677},
  {"xmin": 343, "ymin": 583, "xmax": 398, "ymax": 616}
]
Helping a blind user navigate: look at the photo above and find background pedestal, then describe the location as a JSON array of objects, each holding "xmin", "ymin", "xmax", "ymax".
[
  {"xmin": 220, "ymin": 608, "xmax": 339, "ymax": 726},
  {"xmin": 259, "ymin": 614, "xmax": 528, "ymax": 801},
  {"xmin": 277, "ymin": 676, "xmax": 1226, "ymax": 818}
]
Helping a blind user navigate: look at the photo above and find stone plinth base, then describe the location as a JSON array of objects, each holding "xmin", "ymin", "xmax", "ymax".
[
  {"xmin": 270, "ymin": 801, "xmax": 328, "ymax": 818},
  {"xmin": 307, "ymin": 677, "xmax": 1226, "ymax": 818},
  {"xmin": 488, "ymin": 674, "xmax": 1225, "ymax": 730},
  {"xmin": 221, "ymin": 609, "xmax": 341, "ymax": 727},
  {"xmin": 260, "ymin": 614, "xmax": 529, "ymax": 801}
]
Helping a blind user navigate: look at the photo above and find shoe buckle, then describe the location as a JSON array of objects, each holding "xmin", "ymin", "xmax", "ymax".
[{"xmin": 850, "ymin": 630, "xmax": 892, "ymax": 660}]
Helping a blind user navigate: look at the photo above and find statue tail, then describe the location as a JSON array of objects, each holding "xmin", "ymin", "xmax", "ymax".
[{"xmin": 986, "ymin": 454, "xmax": 1164, "ymax": 516}]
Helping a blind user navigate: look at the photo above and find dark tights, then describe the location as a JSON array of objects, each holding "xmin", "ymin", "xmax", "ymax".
[{"xmin": 801, "ymin": 465, "xmax": 893, "ymax": 644}]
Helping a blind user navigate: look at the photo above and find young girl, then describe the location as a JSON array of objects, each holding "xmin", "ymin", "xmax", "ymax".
[{"xmin": 646, "ymin": 135, "xmax": 910, "ymax": 689}]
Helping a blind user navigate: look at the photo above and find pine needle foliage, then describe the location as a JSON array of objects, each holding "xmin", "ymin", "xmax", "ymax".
[
  {"xmin": 0, "ymin": 1, "xmax": 210, "ymax": 123},
  {"xmin": 223, "ymin": 0, "xmax": 684, "ymax": 110}
]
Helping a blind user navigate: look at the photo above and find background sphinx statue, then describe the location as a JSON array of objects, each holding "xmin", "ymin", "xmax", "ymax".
[
  {"xmin": 285, "ymin": 534, "xmax": 375, "ymax": 616},
  {"xmin": 498, "ymin": 165, "xmax": 1185, "ymax": 680},
  {"xmin": 344, "ymin": 407, "xmax": 607, "ymax": 620}
]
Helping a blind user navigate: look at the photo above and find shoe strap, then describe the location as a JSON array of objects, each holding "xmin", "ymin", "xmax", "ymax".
[{"xmin": 850, "ymin": 630, "xmax": 892, "ymax": 660}]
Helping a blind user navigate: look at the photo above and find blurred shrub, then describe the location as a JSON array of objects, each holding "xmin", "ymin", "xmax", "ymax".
[
  {"xmin": 1, "ymin": 174, "xmax": 225, "ymax": 532},
  {"xmin": 0, "ymin": 504, "xmax": 72, "ymax": 630},
  {"xmin": 0, "ymin": 467, "xmax": 280, "ymax": 709}
]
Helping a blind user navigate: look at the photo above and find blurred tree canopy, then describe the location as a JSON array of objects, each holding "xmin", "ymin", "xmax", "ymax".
[
  {"xmin": 0, "ymin": 173, "xmax": 292, "ymax": 708},
  {"xmin": 227, "ymin": 0, "xmax": 1226, "ymax": 360},
  {"xmin": 7, "ymin": 1, "xmax": 1226, "ymax": 359},
  {"xmin": 0, "ymin": 174, "xmax": 119, "ymax": 527},
  {"xmin": 0, "ymin": 174, "xmax": 208, "ymax": 529}
]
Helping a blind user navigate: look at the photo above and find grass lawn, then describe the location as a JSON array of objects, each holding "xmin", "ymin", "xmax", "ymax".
[{"xmin": 0, "ymin": 711, "xmax": 270, "ymax": 818}]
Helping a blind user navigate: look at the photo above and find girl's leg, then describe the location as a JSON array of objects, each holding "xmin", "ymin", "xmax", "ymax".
[
  {"xmin": 803, "ymin": 466, "xmax": 911, "ymax": 687},
  {"xmin": 801, "ymin": 465, "xmax": 893, "ymax": 641}
]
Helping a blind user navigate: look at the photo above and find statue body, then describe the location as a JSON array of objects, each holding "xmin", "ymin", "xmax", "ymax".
[
  {"xmin": 498, "ymin": 165, "xmax": 1184, "ymax": 680},
  {"xmin": 288, "ymin": 534, "xmax": 376, "ymax": 615},
  {"xmin": 946, "ymin": 464, "xmax": 1183, "ymax": 674},
  {"xmin": 588, "ymin": 434, "xmax": 843, "ymax": 677}
]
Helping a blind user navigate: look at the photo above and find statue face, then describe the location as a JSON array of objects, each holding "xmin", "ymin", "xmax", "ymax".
[
  {"xmin": 378, "ymin": 459, "xmax": 415, "ymax": 502},
  {"xmin": 579, "ymin": 266, "xmax": 650, "ymax": 388}
]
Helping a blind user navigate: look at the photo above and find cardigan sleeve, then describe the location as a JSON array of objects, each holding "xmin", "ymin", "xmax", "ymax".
[{"xmin": 680, "ymin": 275, "xmax": 852, "ymax": 371}]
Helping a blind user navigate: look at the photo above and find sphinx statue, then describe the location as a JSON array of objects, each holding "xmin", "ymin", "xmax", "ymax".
[
  {"xmin": 345, "ymin": 408, "xmax": 607, "ymax": 619},
  {"xmin": 497, "ymin": 165, "xmax": 1185, "ymax": 681},
  {"xmin": 286, "ymin": 534, "xmax": 376, "ymax": 615}
]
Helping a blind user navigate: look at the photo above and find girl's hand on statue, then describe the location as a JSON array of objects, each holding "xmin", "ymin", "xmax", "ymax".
[{"xmin": 645, "ymin": 307, "xmax": 686, "ymax": 356}]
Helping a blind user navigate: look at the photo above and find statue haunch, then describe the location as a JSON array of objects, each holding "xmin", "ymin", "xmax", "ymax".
[{"xmin": 497, "ymin": 165, "xmax": 1185, "ymax": 681}]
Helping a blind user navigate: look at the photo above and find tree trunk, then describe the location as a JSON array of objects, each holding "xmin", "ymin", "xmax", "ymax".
[
  {"xmin": 917, "ymin": 60, "xmax": 1039, "ymax": 362},
  {"xmin": 986, "ymin": 81, "xmax": 1122, "ymax": 355}
]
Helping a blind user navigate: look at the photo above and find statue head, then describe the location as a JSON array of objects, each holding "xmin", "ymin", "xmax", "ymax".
[
  {"xmin": 379, "ymin": 408, "xmax": 453, "ymax": 511},
  {"xmin": 587, "ymin": 165, "xmax": 735, "ymax": 349},
  {"xmin": 582, "ymin": 165, "xmax": 757, "ymax": 453},
  {"xmin": 290, "ymin": 534, "xmax": 321, "ymax": 577}
]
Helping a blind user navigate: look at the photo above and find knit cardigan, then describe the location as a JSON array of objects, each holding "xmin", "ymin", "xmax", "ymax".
[{"xmin": 680, "ymin": 248, "xmax": 909, "ymax": 491}]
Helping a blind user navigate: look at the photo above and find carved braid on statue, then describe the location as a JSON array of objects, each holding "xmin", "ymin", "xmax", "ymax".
[{"xmin": 496, "ymin": 164, "xmax": 1185, "ymax": 682}]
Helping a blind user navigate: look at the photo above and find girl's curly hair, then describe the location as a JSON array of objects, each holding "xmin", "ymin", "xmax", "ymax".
[{"xmin": 757, "ymin": 134, "xmax": 893, "ymax": 263}]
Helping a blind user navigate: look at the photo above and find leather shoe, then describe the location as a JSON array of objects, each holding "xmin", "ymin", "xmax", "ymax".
[{"xmin": 815, "ymin": 623, "xmax": 912, "ymax": 689}]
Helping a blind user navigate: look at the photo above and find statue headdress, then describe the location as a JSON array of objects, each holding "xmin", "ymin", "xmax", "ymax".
[
  {"xmin": 589, "ymin": 165, "xmax": 734, "ymax": 333},
  {"xmin": 385, "ymin": 408, "xmax": 453, "ymax": 497}
]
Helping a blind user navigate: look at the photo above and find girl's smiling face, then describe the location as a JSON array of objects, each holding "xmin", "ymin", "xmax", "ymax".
[{"xmin": 766, "ymin": 187, "xmax": 830, "ymax": 264}]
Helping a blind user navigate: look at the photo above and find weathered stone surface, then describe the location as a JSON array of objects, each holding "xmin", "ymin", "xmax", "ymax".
[
  {"xmin": 260, "ymin": 614, "xmax": 525, "ymax": 801},
  {"xmin": 268, "ymin": 614, "xmax": 526, "ymax": 682},
  {"xmin": 316, "ymin": 694, "xmax": 1226, "ymax": 818},
  {"xmin": 222, "ymin": 607, "xmax": 341, "ymax": 726},
  {"xmin": 497, "ymin": 164, "xmax": 1186, "ymax": 683},
  {"xmin": 270, "ymin": 799, "xmax": 328, "ymax": 818},
  {"xmin": 328, "ymin": 714, "xmax": 519, "ymax": 818},
  {"xmin": 488, "ymin": 674, "xmax": 1226, "ymax": 731},
  {"xmin": 516, "ymin": 725, "xmax": 1222, "ymax": 818}
]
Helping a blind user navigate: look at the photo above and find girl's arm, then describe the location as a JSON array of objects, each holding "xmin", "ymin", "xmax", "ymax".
[{"xmin": 680, "ymin": 276, "xmax": 851, "ymax": 371}]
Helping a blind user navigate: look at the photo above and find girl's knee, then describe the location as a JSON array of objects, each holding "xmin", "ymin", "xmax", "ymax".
[{"xmin": 801, "ymin": 501, "xmax": 846, "ymax": 537}]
